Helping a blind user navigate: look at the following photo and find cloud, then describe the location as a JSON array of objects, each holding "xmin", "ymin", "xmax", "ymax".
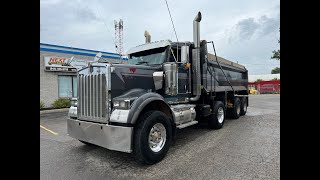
[
  {"xmin": 40, "ymin": 0, "xmax": 280, "ymax": 75},
  {"xmin": 210, "ymin": 8, "xmax": 280, "ymax": 75},
  {"xmin": 75, "ymin": 7, "xmax": 100, "ymax": 22},
  {"xmin": 258, "ymin": 14, "xmax": 280, "ymax": 36},
  {"xmin": 234, "ymin": 18, "xmax": 260, "ymax": 40},
  {"xmin": 228, "ymin": 13, "xmax": 279, "ymax": 44}
]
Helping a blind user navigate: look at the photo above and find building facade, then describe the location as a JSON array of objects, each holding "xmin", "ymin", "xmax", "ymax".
[
  {"xmin": 40, "ymin": 43, "xmax": 127, "ymax": 108},
  {"xmin": 248, "ymin": 74, "xmax": 280, "ymax": 94},
  {"xmin": 248, "ymin": 80, "xmax": 280, "ymax": 94}
]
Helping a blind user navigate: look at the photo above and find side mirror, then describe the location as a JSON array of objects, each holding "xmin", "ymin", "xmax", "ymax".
[{"xmin": 181, "ymin": 46, "xmax": 189, "ymax": 64}]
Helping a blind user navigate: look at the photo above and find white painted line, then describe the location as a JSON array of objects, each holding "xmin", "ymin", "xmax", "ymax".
[{"xmin": 40, "ymin": 125, "xmax": 58, "ymax": 135}]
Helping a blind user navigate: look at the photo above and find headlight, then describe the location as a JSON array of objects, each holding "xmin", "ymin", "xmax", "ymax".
[
  {"xmin": 120, "ymin": 101, "xmax": 126, "ymax": 107},
  {"xmin": 68, "ymin": 106, "xmax": 77, "ymax": 118},
  {"xmin": 113, "ymin": 99, "xmax": 131, "ymax": 109},
  {"xmin": 70, "ymin": 98, "xmax": 77, "ymax": 107},
  {"xmin": 113, "ymin": 101, "xmax": 120, "ymax": 107}
]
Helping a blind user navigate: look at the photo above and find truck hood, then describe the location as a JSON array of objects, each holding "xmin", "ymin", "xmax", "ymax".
[{"xmin": 110, "ymin": 63, "xmax": 162, "ymax": 98}]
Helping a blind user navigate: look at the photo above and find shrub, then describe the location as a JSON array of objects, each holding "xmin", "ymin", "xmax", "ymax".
[
  {"xmin": 52, "ymin": 98, "xmax": 71, "ymax": 109},
  {"xmin": 40, "ymin": 101, "xmax": 45, "ymax": 109}
]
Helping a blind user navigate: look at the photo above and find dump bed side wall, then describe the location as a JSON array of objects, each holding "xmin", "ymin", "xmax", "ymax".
[
  {"xmin": 205, "ymin": 63, "xmax": 248, "ymax": 92},
  {"xmin": 200, "ymin": 41, "xmax": 248, "ymax": 93}
]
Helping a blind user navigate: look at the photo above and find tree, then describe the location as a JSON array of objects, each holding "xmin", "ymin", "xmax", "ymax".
[
  {"xmin": 271, "ymin": 28, "xmax": 280, "ymax": 60},
  {"xmin": 271, "ymin": 67, "xmax": 280, "ymax": 74},
  {"xmin": 271, "ymin": 28, "xmax": 280, "ymax": 74},
  {"xmin": 271, "ymin": 50, "xmax": 280, "ymax": 60}
]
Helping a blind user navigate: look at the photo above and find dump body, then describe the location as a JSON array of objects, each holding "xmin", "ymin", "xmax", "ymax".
[
  {"xmin": 204, "ymin": 53, "xmax": 248, "ymax": 92},
  {"xmin": 197, "ymin": 40, "xmax": 248, "ymax": 93},
  {"xmin": 169, "ymin": 40, "xmax": 249, "ymax": 95}
]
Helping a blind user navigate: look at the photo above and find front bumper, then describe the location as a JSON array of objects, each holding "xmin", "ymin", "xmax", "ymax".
[{"xmin": 67, "ymin": 118, "xmax": 133, "ymax": 153}]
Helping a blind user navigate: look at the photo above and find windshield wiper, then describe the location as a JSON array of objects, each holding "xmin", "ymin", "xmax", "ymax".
[{"xmin": 136, "ymin": 61, "xmax": 149, "ymax": 65}]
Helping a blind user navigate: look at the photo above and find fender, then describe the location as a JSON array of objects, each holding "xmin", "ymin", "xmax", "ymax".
[{"xmin": 110, "ymin": 89, "xmax": 175, "ymax": 124}]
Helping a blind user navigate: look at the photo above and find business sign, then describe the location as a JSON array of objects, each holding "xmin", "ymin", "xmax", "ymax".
[{"xmin": 44, "ymin": 56, "xmax": 88, "ymax": 72}]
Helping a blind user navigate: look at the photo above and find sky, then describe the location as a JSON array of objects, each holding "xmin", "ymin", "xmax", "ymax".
[{"xmin": 40, "ymin": 0, "xmax": 280, "ymax": 75}]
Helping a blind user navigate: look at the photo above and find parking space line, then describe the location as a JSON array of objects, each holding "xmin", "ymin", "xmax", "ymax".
[{"xmin": 40, "ymin": 125, "xmax": 58, "ymax": 135}]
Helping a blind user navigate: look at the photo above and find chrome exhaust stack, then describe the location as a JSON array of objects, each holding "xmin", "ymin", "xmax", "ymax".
[
  {"xmin": 190, "ymin": 12, "xmax": 202, "ymax": 101},
  {"xmin": 193, "ymin": 12, "xmax": 202, "ymax": 48}
]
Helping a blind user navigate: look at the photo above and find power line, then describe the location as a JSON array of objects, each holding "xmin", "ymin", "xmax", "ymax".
[
  {"xmin": 164, "ymin": 0, "xmax": 179, "ymax": 43},
  {"xmin": 164, "ymin": 0, "xmax": 179, "ymax": 61},
  {"xmin": 93, "ymin": 4, "xmax": 116, "ymax": 52}
]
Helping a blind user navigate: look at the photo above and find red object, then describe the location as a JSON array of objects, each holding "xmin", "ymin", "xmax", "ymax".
[
  {"xmin": 129, "ymin": 68, "xmax": 137, "ymax": 73},
  {"xmin": 249, "ymin": 80, "xmax": 280, "ymax": 94}
]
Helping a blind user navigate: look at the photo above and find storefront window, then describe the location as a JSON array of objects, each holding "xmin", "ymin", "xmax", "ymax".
[{"xmin": 58, "ymin": 75, "xmax": 77, "ymax": 98}]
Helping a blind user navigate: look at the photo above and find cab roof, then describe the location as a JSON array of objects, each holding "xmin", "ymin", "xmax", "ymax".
[{"xmin": 126, "ymin": 40, "xmax": 171, "ymax": 55}]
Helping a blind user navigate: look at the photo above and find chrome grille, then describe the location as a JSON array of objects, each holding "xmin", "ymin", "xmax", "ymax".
[{"xmin": 78, "ymin": 73, "xmax": 108, "ymax": 123}]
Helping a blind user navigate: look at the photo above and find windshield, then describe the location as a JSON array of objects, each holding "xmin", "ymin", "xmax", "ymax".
[{"xmin": 128, "ymin": 47, "xmax": 167, "ymax": 65}]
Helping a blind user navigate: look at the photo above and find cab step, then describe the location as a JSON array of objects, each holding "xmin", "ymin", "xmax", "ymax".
[{"xmin": 176, "ymin": 121, "xmax": 198, "ymax": 129}]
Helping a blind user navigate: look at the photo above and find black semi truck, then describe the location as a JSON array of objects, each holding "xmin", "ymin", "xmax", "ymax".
[{"xmin": 68, "ymin": 12, "xmax": 249, "ymax": 164}]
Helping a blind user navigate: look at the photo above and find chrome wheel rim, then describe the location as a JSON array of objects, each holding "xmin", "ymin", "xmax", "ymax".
[
  {"xmin": 148, "ymin": 123, "xmax": 166, "ymax": 152},
  {"xmin": 244, "ymin": 101, "xmax": 247, "ymax": 112},
  {"xmin": 237, "ymin": 103, "xmax": 241, "ymax": 115},
  {"xmin": 217, "ymin": 107, "xmax": 224, "ymax": 123}
]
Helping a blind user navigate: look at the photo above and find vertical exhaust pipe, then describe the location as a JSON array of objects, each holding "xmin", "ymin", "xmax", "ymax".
[
  {"xmin": 144, "ymin": 30, "xmax": 151, "ymax": 43},
  {"xmin": 190, "ymin": 12, "xmax": 202, "ymax": 101},
  {"xmin": 193, "ymin": 12, "xmax": 202, "ymax": 48}
]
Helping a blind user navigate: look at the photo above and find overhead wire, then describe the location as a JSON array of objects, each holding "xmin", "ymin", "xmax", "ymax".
[{"xmin": 164, "ymin": 0, "xmax": 179, "ymax": 61}]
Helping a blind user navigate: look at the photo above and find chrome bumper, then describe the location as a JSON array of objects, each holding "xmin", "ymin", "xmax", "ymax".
[{"xmin": 67, "ymin": 118, "xmax": 133, "ymax": 153}]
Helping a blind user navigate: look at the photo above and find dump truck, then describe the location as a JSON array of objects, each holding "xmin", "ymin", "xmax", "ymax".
[{"xmin": 68, "ymin": 11, "xmax": 249, "ymax": 164}]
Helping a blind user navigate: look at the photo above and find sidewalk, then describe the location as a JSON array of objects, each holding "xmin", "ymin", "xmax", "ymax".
[{"xmin": 40, "ymin": 108, "xmax": 69, "ymax": 114}]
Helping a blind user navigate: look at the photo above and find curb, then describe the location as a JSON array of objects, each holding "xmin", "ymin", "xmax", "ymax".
[
  {"xmin": 249, "ymin": 94, "xmax": 280, "ymax": 95},
  {"xmin": 40, "ymin": 108, "xmax": 69, "ymax": 114},
  {"xmin": 251, "ymin": 94, "xmax": 280, "ymax": 95}
]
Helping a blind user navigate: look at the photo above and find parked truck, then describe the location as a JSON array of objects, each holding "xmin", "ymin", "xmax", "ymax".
[{"xmin": 68, "ymin": 12, "xmax": 249, "ymax": 164}]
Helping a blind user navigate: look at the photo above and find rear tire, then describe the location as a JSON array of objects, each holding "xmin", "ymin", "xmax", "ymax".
[
  {"xmin": 208, "ymin": 101, "xmax": 225, "ymax": 129},
  {"xmin": 133, "ymin": 111, "xmax": 172, "ymax": 165},
  {"xmin": 230, "ymin": 97, "xmax": 241, "ymax": 119},
  {"xmin": 240, "ymin": 97, "xmax": 247, "ymax": 116}
]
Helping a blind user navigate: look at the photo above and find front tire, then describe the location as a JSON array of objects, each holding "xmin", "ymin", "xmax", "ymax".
[
  {"xmin": 133, "ymin": 111, "xmax": 172, "ymax": 165},
  {"xmin": 208, "ymin": 101, "xmax": 225, "ymax": 129}
]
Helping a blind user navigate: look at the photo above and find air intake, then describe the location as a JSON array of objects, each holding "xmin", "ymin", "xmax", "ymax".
[{"xmin": 144, "ymin": 30, "xmax": 151, "ymax": 43}]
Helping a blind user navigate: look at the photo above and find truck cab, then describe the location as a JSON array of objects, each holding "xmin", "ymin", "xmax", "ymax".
[{"xmin": 67, "ymin": 11, "xmax": 249, "ymax": 164}]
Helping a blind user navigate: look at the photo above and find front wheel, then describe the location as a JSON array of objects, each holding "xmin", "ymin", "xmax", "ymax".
[{"xmin": 133, "ymin": 111, "xmax": 172, "ymax": 165}]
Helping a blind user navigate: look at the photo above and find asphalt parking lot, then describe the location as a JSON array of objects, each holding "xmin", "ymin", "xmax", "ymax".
[{"xmin": 40, "ymin": 95, "xmax": 280, "ymax": 180}]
